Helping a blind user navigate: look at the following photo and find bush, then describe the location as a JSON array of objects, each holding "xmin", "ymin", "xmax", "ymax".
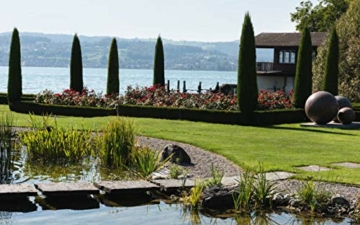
[
  {"xmin": 8, "ymin": 28, "xmax": 22, "ymax": 103},
  {"xmin": 153, "ymin": 36, "xmax": 165, "ymax": 86}
]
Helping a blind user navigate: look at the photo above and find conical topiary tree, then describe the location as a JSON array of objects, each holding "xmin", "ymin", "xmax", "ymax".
[
  {"xmin": 8, "ymin": 28, "xmax": 22, "ymax": 103},
  {"xmin": 237, "ymin": 12, "xmax": 258, "ymax": 114},
  {"xmin": 322, "ymin": 27, "xmax": 339, "ymax": 95},
  {"xmin": 153, "ymin": 35, "xmax": 165, "ymax": 86},
  {"xmin": 107, "ymin": 38, "xmax": 119, "ymax": 95},
  {"xmin": 70, "ymin": 34, "xmax": 83, "ymax": 92},
  {"xmin": 293, "ymin": 28, "xmax": 313, "ymax": 108}
]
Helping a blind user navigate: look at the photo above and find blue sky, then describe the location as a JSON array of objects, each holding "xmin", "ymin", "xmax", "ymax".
[{"xmin": 0, "ymin": 0, "xmax": 314, "ymax": 42}]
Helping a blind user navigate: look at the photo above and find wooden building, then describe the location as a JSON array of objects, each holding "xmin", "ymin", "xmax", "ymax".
[{"xmin": 255, "ymin": 32, "xmax": 327, "ymax": 94}]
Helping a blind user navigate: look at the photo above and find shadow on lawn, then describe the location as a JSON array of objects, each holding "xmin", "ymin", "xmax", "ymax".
[{"xmin": 262, "ymin": 125, "xmax": 357, "ymax": 136}]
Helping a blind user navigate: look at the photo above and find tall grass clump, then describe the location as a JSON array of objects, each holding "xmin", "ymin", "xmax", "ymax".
[
  {"xmin": 18, "ymin": 117, "xmax": 95, "ymax": 164},
  {"xmin": 298, "ymin": 179, "xmax": 332, "ymax": 211},
  {"xmin": 233, "ymin": 167, "xmax": 255, "ymax": 211},
  {"xmin": 99, "ymin": 117, "xmax": 135, "ymax": 168},
  {"xmin": 183, "ymin": 181, "xmax": 206, "ymax": 209},
  {"xmin": 0, "ymin": 113, "xmax": 14, "ymax": 183},
  {"xmin": 206, "ymin": 163, "xmax": 224, "ymax": 187},
  {"xmin": 252, "ymin": 164, "xmax": 276, "ymax": 209},
  {"xmin": 130, "ymin": 146, "xmax": 169, "ymax": 178}
]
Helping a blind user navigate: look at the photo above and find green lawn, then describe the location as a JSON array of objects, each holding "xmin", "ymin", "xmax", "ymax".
[{"xmin": 2, "ymin": 105, "xmax": 360, "ymax": 184}]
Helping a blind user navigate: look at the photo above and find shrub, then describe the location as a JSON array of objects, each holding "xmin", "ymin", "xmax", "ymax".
[
  {"xmin": 153, "ymin": 36, "xmax": 165, "ymax": 86},
  {"xmin": 237, "ymin": 13, "xmax": 258, "ymax": 114},
  {"xmin": 107, "ymin": 38, "xmax": 120, "ymax": 95},
  {"xmin": 293, "ymin": 28, "xmax": 313, "ymax": 108},
  {"xmin": 8, "ymin": 28, "xmax": 22, "ymax": 103},
  {"xmin": 70, "ymin": 34, "xmax": 83, "ymax": 92},
  {"xmin": 322, "ymin": 27, "xmax": 339, "ymax": 95}
]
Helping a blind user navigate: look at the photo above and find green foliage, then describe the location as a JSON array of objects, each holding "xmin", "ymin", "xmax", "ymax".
[
  {"xmin": 298, "ymin": 179, "xmax": 332, "ymax": 211},
  {"xmin": 153, "ymin": 35, "xmax": 165, "ymax": 86},
  {"xmin": 232, "ymin": 167, "xmax": 255, "ymax": 211},
  {"xmin": 169, "ymin": 163, "xmax": 185, "ymax": 179},
  {"xmin": 322, "ymin": 27, "xmax": 339, "ymax": 95},
  {"xmin": 291, "ymin": 0, "xmax": 350, "ymax": 32},
  {"xmin": 313, "ymin": 0, "xmax": 360, "ymax": 101},
  {"xmin": 99, "ymin": 117, "xmax": 135, "ymax": 168},
  {"xmin": 206, "ymin": 163, "xmax": 224, "ymax": 187},
  {"xmin": 253, "ymin": 164, "xmax": 276, "ymax": 209},
  {"xmin": 107, "ymin": 38, "xmax": 119, "ymax": 95},
  {"xmin": 293, "ymin": 28, "xmax": 313, "ymax": 108},
  {"xmin": 0, "ymin": 112, "xmax": 14, "ymax": 180},
  {"xmin": 70, "ymin": 34, "xmax": 83, "ymax": 92},
  {"xmin": 18, "ymin": 119, "xmax": 95, "ymax": 164},
  {"xmin": 130, "ymin": 146, "xmax": 169, "ymax": 178},
  {"xmin": 183, "ymin": 181, "xmax": 205, "ymax": 209},
  {"xmin": 8, "ymin": 28, "xmax": 22, "ymax": 103},
  {"xmin": 237, "ymin": 12, "xmax": 258, "ymax": 115}
]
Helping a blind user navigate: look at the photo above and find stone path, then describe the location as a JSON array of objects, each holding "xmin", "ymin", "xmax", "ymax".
[{"xmin": 296, "ymin": 165, "xmax": 332, "ymax": 172}]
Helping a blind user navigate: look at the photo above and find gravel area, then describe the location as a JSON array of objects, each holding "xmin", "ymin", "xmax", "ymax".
[{"xmin": 136, "ymin": 136, "xmax": 241, "ymax": 178}]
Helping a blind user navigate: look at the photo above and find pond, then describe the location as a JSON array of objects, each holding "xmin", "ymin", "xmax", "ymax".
[{"xmin": 0, "ymin": 141, "xmax": 355, "ymax": 224}]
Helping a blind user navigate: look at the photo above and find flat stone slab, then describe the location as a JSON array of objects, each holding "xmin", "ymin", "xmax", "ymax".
[
  {"xmin": 35, "ymin": 182, "xmax": 99, "ymax": 196},
  {"xmin": 332, "ymin": 162, "xmax": 360, "ymax": 168},
  {"xmin": 221, "ymin": 176, "xmax": 238, "ymax": 186},
  {"xmin": 0, "ymin": 184, "xmax": 38, "ymax": 198},
  {"xmin": 296, "ymin": 165, "xmax": 332, "ymax": 172},
  {"xmin": 300, "ymin": 121, "xmax": 360, "ymax": 129},
  {"xmin": 151, "ymin": 179, "xmax": 195, "ymax": 191},
  {"xmin": 94, "ymin": 180, "xmax": 159, "ymax": 195},
  {"xmin": 265, "ymin": 172, "xmax": 295, "ymax": 181}
]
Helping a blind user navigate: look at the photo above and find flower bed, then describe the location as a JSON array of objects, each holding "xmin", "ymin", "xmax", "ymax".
[{"xmin": 34, "ymin": 85, "xmax": 293, "ymax": 111}]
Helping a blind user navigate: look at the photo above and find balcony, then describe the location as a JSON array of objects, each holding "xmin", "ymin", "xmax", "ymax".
[{"xmin": 256, "ymin": 62, "xmax": 273, "ymax": 71}]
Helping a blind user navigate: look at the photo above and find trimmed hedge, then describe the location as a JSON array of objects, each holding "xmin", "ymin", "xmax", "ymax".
[
  {"xmin": 0, "ymin": 93, "xmax": 36, "ymax": 105},
  {"xmin": 8, "ymin": 101, "xmax": 308, "ymax": 125},
  {"xmin": 10, "ymin": 101, "xmax": 116, "ymax": 117},
  {"xmin": 117, "ymin": 105, "xmax": 308, "ymax": 125}
]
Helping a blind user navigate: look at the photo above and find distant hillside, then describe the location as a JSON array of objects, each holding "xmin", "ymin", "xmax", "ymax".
[{"xmin": 0, "ymin": 32, "xmax": 272, "ymax": 71}]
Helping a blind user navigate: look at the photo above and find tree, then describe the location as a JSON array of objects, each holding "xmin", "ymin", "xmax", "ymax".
[
  {"xmin": 153, "ymin": 35, "xmax": 165, "ymax": 86},
  {"xmin": 291, "ymin": 0, "xmax": 350, "ymax": 32},
  {"xmin": 107, "ymin": 38, "xmax": 119, "ymax": 95},
  {"xmin": 237, "ymin": 12, "xmax": 258, "ymax": 114},
  {"xmin": 70, "ymin": 34, "xmax": 83, "ymax": 92},
  {"xmin": 8, "ymin": 28, "xmax": 22, "ymax": 103},
  {"xmin": 293, "ymin": 28, "xmax": 313, "ymax": 108},
  {"xmin": 313, "ymin": 0, "xmax": 360, "ymax": 101},
  {"xmin": 322, "ymin": 27, "xmax": 339, "ymax": 95}
]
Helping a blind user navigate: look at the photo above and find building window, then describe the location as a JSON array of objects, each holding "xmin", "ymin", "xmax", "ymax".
[{"xmin": 278, "ymin": 50, "xmax": 296, "ymax": 64}]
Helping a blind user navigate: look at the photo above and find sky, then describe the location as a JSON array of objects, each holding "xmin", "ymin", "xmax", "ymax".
[{"xmin": 0, "ymin": 0, "xmax": 314, "ymax": 42}]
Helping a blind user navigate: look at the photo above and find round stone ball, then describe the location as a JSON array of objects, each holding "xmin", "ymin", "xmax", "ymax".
[
  {"xmin": 335, "ymin": 95, "xmax": 352, "ymax": 109},
  {"xmin": 305, "ymin": 91, "xmax": 338, "ymax": 124},
  {"xmin": 337, "ymin": 107, "xmax": 355, "ymax": 124}
]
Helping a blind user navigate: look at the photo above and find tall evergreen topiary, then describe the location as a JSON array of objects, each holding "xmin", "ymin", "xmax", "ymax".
[
  {"xmin": 293, "ymin": 28, "xmax": 313, "ymax": 108},
  {"xmin": 153, "ymin": 35, "xmax": 165, "ymax": 86},
  {"xmin": 237, "ymin": 12, "xmax": 258, "ymax": 114},
  {"xmin": 322, "ymin": 27, "xmax": 339, "ymax": 95},
  {"xmin": 107, "ymin": 38, "xmax": 119, "ymax": 95},
  {"xmin": 70, "ymin": 34, "xmax": 83, "ymax": 92},
  {"xmin": 8, "ymin": 28, "xmax": 22, "ymax": 103}
]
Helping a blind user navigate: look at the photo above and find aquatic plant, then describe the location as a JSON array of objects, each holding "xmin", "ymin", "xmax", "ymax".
[
  {"xmin": 206, "ymin": 163, "xmax": 224, "ymax": 187},
  {"xmin": 298, "ymin": 179, "xmax": 332, "ymax": 211},
  {"xmin": 70, "ymin": 34, "xmax": 83, "ymax": 92},
  {"xmin": 232, "ymin": 167, "xmax": 255, "ymax": 211},
  {"xmin": 130, "ymin": 146, "xmax": 169, "ymax": 178},
  {"xmin": 98, "ymin": 117, "xmax": 135, "ymax": 168},
  {"xmin": 183, "ymin": 181, "xmax": 205, "ymax": 209},
  {"xmin": 0, "ymin": 113, "xmax": 14, "ymax": 183},
  {"xmin": 252, "ymin": 164, "xmax": 276, "ymax": 209},
  {"xmin": 169, "ymin": 163, "xmax": 185, "ymax": 179},
  {"xmin": 19, "ymin": 119, "xmax": 95, "ymax": 164}
]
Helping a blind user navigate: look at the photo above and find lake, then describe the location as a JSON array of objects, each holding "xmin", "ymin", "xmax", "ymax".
[{"xmin": 0, "ymin": 67, "xmax": 238, "ymax": 95}]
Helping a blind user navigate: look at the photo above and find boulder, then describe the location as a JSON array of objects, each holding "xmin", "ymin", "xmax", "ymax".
[
  {"xmin": 161, "ymin": 144, "xmax": 191, "ymax": 164},
  {"xmin": 331, "ymin": 194, "xmax": 350, "ymax": 207},
  {"xmin": 200, "ymin": 186, "xmax": 237, "ymax": 210}
]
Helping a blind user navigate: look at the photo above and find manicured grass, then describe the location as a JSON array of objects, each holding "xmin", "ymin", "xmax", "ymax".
[{"xmin": 2, "ymin": 105, "xmax": 360, "ymax": 184}]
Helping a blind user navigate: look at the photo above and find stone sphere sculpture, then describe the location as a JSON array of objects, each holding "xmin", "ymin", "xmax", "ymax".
[
  {"xmin": 337, "ymin": 107, "xmax": 355, "ymax": 124},
  {"xmin": 335, "ymin": 95, "xmax": 352, "ymax": 109},
  {"xmin": 305, "ymin": 91, "xmax": 338, "ymax": 124},
  {"xmin": 333, "ymin": 96, "xmax": 352, "ymax": 122}
]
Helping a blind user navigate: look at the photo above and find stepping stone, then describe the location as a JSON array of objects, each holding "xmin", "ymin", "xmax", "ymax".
[
  {"xmin": 35, "ymin": 182, "xmax": 99, "ymax": 196},
  {"xmin": 94, "ymin": 180, "xmax": 159, "ymax": 195},
  {"xmin": 0, "ymin": 183, "xmax": 38, "ymax": 199},
  {"xmin": 265, "ymin": 172, "xmax": 295, "ymax": 181},
  {"xmin": 296, "ymin": 165, "xmax": 331, "ymax": 172},
  {"xmin": 151, "ymin": 179, "xmax": 195, "ymax": 192},
  {"xmin": 332, "ymin": 162, "xmax": 360, "ymax": 168},
  {"xmin": 221, "ymin": 176, "xmax": 238, "ymax": 186}
]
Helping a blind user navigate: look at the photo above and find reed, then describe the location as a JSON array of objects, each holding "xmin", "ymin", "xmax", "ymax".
[
  {"xmin": 206, "ymin": 163, "xmax": 224, "ymax": 187},
  {"xmin": 298, "ymin": 179, "xmax": 331, "ymax": 212},
  {"xmin": 19, "ymin": 118, "xmax": 95, "ymax": 164},
  {"xmin": 252, "ymin": 163, "xmax": 276, "ymax": 209},
  {"xmin": 130, "ymin": 146, "xmax": 169, "ymax": 178},
  {"xmin": 232, "ymin": 167, "xmax": 255, "ymax": 211},
  {"xmin": 183, "ymin": 181, "xmax": 205, "ymax": 209},
  {"xmin": 98, "ymin": 117, "xmax": 135, "ymax": 168},
  {"xmin": 0, "ymin": 113, "xmax": 14, "ymax": 183}
]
